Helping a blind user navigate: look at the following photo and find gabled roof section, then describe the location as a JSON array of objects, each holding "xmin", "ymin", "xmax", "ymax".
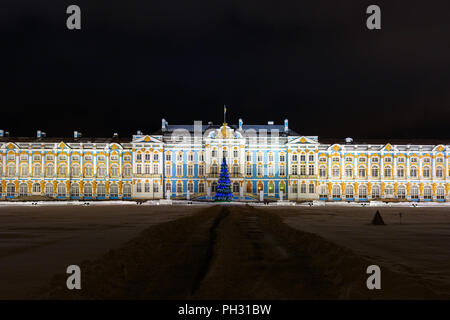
[
  {"xmin": 132, "ymin": 135, "xmax": 162, "ymax": 143},
  {"xmin": 288, "ymin": 136, "xmax": 319, "ymax": 145}
]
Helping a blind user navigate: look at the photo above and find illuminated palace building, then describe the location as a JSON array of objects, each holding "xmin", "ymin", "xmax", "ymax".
[{"xmin": 1, "ymin": 119, "xmax": 450, "ymax": 202}]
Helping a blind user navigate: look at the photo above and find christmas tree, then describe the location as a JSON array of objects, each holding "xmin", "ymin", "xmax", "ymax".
[{"xmin": 215, "ymin": 157, "xmax": 233, "ymax": 202}]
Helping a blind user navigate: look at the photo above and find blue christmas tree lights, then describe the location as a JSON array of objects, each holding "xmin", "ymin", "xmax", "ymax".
[{"xmin": 215, "ymin": 157, "xmax": 233, "ymax": 202}]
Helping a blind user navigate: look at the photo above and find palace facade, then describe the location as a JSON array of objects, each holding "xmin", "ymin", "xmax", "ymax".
[{"xmin": 1, "ymin": 119, "xmax": 449, "ymax": 202}]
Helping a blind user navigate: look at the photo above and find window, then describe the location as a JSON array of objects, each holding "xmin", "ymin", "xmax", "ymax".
[
  {"xmin": 371, "ymin": 166, "xmax": 379, "ymax": 178},
  {"xmin": 319, "ymin": 157, "xmax": 327, "ymax": 162},
  {"xmin": 20, "ymin": 164, "xmax": 28, "ymax": 176},
  {"xmin": 84, "ymin": 164, "xmax": 93, "ymax": 177},
  {"xmin": 332, "ymin": 185, "xmax": 341, "ymax": 198},
  {"xmin": 345, "ymin": 185, "xmax": 354, "ymax": 199},
  {"xmin": 300, "ymin": 154, "xmax": 306, "ymax": 162},
  {"xmin": 7, "ymin": 153, "xmax": 15, "ymax": 161},
  {"xmin": 199, "ymin": 153, "xmax": 204, "ymax": 162},
  {"xmin": 397, "ymin": 157, "xmax": 405, "ymax": 163},
  {"xmin": 199, "ymin": 164, "xmax": 205, "ymax": 176},
  {"xmin": 8, "ymin": 164, "xmax": 15, "ymax": 177},
  {"xmin": 145, "ymin": 154, "xmax": 151, "ymax": 161},
  {"xmin": 187, "ymin": 164, "xmax": 194, "ymax": 176},
  {"xmin": 72, "ymin": 164, "xmax": 80, "ymax": 177},
  {"xmin": 410, "ymin": 157, "xmax": 418, "ymax": 163},
  {"xmin": 358, "ymin": 166, "xmax": 366, "ymax": 178},
  {"xmin": 233, "ymin": 182, "xmax": 240, "ymax": 193},
  {"xmin": 7, "ymin": 183, "xmax": 15, "ymax": 197},
  {"xmin": 123, "ymin": 184, "xmax": 132, "ymax": 198},
  {"xmin": 300, "ymin": 165, "xmax": 306, "ymax": 176},
  {"xmin": 45, "ymin": 184, "xmax": 53, "ymax": 196},
  {"xmin": 153, "ymin": 164, "xmax": 159, "ymax": 175},
  {"xmin": 153, "ymin": 182, "xmax": 159, "ymax": 193},
  {"xmin": 136, "ymin": 164, "xmax": 142, "ymax": 175},
  {"xmin": 98, "ymin": 164, "xmax": 106, "ymax": 177},
  {"xmin": 267, "ymin": 165, "xmax": 273, "ymax": 176},
  {"xmin": 33, "ymin": 154, "xmax": 41, "ymax": 162},
  {"xmin": 423, "ymin": 157, "xmax": 431, "ymax": 163},
  {"xmin": 280, "ymin": 154, "xmax": 285, "ymax": 162},
  {"xmin": 165, "ymin": 153, "xmax": 171, "ymax": 161},
  {"xmin": 58, "ymin": 164, "xmax": 67, "ymax": 177},
  {"xmin": 110, "ymin": 154, "xmax": 119, "ymax": 161},
  {"xmin": 137, "ymin": 153, "xmax": 142, "ymax": 161},
  {"xmin": 345, "ymin": 157, "xmax": 352, "ymax": 162},
  {"xmin": 372, "ymin": 185, "xmax": 380, "ymax": 198},
  {"xmin": 398, "ymin": 185, "xmax": 406, "ymax": 199},
  {"xmin": 199, "ymin": 183, "xmax": 205, "ymax": 193},
  {"xmin": 110, "ymin": 184, "xmax": 119, "ymax": 197},
  {"xmin": 292, "ymin": 183, "xmax": 298, "ymax": 194},
  {"xmin": 279, "ymin": 165, "xmax": 286, "ymax": 176},
  {"xmin": 20, "ymin": 154, "xmax": 28, "ymax": 161},
  {"xmin": 97, "ymin": 184, "xmax": 106, "ymax": 197},
  {"xmin": 84, "ymin": 184, "xmax": 93, "ymax": 197},
  {"xmin": 372, "ymin": 157, "xmax": 379, "ymax": 163},
  {"xmin": 145, "ymin": 164, "xmax": 151, "ymax": 174},
  {"xmin": 384, "ymin": 166, "xmax": 392, "ymax": 177},
  {"xmin": 19, "ymin": 183, "xmax": 28, "ymax": 196},
  {"xmin": 319, "ymin": 166, "xmax": 326, "ymax": 177},
  {"xmin": 211, "ymin": 182, "xmax": 218, "ymax": 193},
  {"xmin": 233, "ymin": 150, "xmax": 239, "ymax": 158},
  {"xmin": 70, "ymin": 184, "xmax": 79, "ymax": 197},
  {"xmin": 309, "ymin": 183, "xmax": 315, "ymax": 194},
  {"xmin": 292, "ymin": 164, "xmax": 298, "ymax": 175},
  {"xmin": 300, "ymin": 183, "xmax": 306, "ymax": 194},
  {"xmin": 359, "ymin": 185, "xmax": 367, "ymax": 198},
  {"xmin": 136, "ymin": 183, "xmax": 142, "ymax": 193},
  {"xmin": 110, "ymin": 165, "xmax": 119, "ymax": 177},
  {"xmin": 397, "ymin": 166, "xmax": 405, "ymax": 178},
  {"xmin": 257, "ymin": 153, "xmax": 263, "ymax": 162},
  {"xmin": 384, "ymin": 157, "xmax": 392, "ymax": 163},
  {"xmin": 97, "ymin": 155, "xmax": 106, "ymax": 162},
  {"xmin": 187, "ymin": 182, "xmax": 193, "ymax": 193},
  {"xmin": 437, "ymin": 186, "xmax": 445, "ymax": 200},
  {"xmin": 246, "ymin": 164, "xmax": 252, "ymax": 176},
  {"xmin": 177, "ymin": 153, "xmax": 183, "ymax": 161},
  {"xmin": 410, "ymin": 166, "xmax": 417, "ymax": 178},
  {"xmin": 46, "ymin": 164, "xmax": 54, "ymax": 177},
  {"xmin": 233, "ymin": 164, "xmax": 239, "ymax": 175},
  {"xmin": 176, "ymin": 182, "xmax": 183, "ymax": 193},
  {"xmin": 332, "ymin": 157, "xmax": 340, "ymax": 162},
  {"xmin": 33, "ymin": 164, "xmax": 41, "ymax": 177},
  {"xmin": 424, "ymin": 186, "xmax": 432, "ymax": 200},
  {"xmin": 124, "ymin": 165, "xmax": 132, "ymax": 177},
  {"xmin": 57, "ymin": 184, "xmax": 66, "ymax": 197},
  {"xmin": 71, "ymin": 154, "xmax": 80, "ymax": 161},
  {"xmin": 246, "ymin": 153, "xmax": 252, "ymax": 162},
  {"xmin": 292, "ymin": 154, "xmax": 298, "ymax": 162},
  {"xmin": 257, "ymin": 165, "xmax": 263, "ymax": 176},
  {"xmin": 423, "ymin": 166, "xmax": 431, "ymax": 178},
  {"xmin": 223, "ymin": 149, "xmax": 228, "ymax": 157},
  {"xmin": 211, "ymin": 164, "xmax": 218, "ymax": 175},
  {"xmin": 165, "ymin": 164, "xmax": 172, "ymax": 176},
  {"xmin": 319, "ymin": 185, "xmax": 328, "ymax": 198},
  {"xmin": 176, "ymin": 164, "xmax": 183, "ymax": 176},
  {"xmin": 145, "ymin": 183, "xmax": 150, "ymax": 193},
  {"xmin": 332, "ymin": 166, "xmax": 340, "ymax": 177},
  {"xmin": 359, "ymin": 157, "xmax": 366, "ymax": 163},
  {"xmin": 309, "ymin": 154, "xmax": 314, "ymax": 162},
  {"xmin": 436, "ymin": 166, "xmax": 444, "ymax": 178},
  {"xmin": 46, "ymin": 154, "xmax": 54, "ymax": 161},
  {"xmin": 124, "ymin": 154, "xmax": 132, "ymax": 162},
  {"xmin": 385, "ymin": 185, "xmax": 394, "ymax": 197},
  {"xmin": 436, "ymin": 157, "xmax": 444, "ymax": 163},
  {"xmin": 188, "ymin": 153, "xmax": 194, "ymax": 162},
  {"xmin": 345, "ymin": 165, "xmax": 353, "ymax": 177},
  {"xmin": 82, "ymin": 154, "xmax": 90, "ymax": 161},
  {"xmin": 32, "ymin": 183, "xmax": 41, "ymax": 194},
  {"xmin": 268, "ymin": 153, "xmax": 274, "ymax": 162},
  {"xmin": 212, "ymin": 150, "xmax": 217, "ymax": 158},
  {"xmin": 165, "ymin": 183, "xmax": 172, "ymax": 194},
  {"xmin": 154, "ymin": 153, "xmax": 159, "ymax": 161},
  {"xmin": 308, "ymin": 165, "xmax": 314, "ymax": 175}
]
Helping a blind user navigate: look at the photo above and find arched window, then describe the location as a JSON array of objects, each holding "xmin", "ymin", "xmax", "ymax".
[
  {"xmin": 371, "ymin": 166, "xmax": 379, "ymax": 178},
  {"xmin": 345, "ymin": 165, "xmax": 353, "ymax": 178},
  {"xmin": 84, "ymin": 164, "xmax": 93, "ymax": 177},
  {"xmin": 199, "ymin": 182, "xmax": 205, "ymax": 193},
  {"xmin": 332, "ymin": 185, "xmax": 341, "ymax": 198},
  {"xmin": 279, "ymin": 181, "xmax": 286, "ymax": 193},
  {"xmin": 319, "ymin": 185, "xmax": 328, "ymax": 198},
  {"xmin": 211, "ymin": 164, "xmax": 218, "ymax": 175},
  {"xmin": 268, "ymin": 182, "xmax": 274, "ymax": 194},
  {"xmin": 345, "ymin": 185, "xmax": 354, "ymax": 199},
  {"xmin": 384, "ymin": 166, "xmax": 392, "ymax": 177},
  {"xmin": 32, "ymin": 183, "xmax": 41, "ymax": 194},
  {"xmin": 110, "ymin": 164, "xmax": 119, "ymax": 177},
  {"xmin": 57, "ymin": 183, "xmax": 66, "ymax": 197},
  {"xmin": 84, "ymin": 183, "xmax": 93, "ymax": 197},
  {"xmin": 153, "ymin": 182, "xmax": 159, "ymax": 193},
  {"xmin": 211, "ymin": 182, "xmax": 217, "ymax": 193},
  {"xmin": 123, "ymin": 164, "xmax": 132, "ymax": 177},
  {"xmin": 71, "ymin": 164, "xmax": 80, "ymax": 177},
  {"xmin": 6, "ymin": 183, "xmax": 15, "ymax": 197},
  {"xmin": 358, "ymin": 166, "xmax": 366, "ymax": 178},
  {"xmin": 398, "ymin": 185, "xmax": 406, "ymax": 199},
  {"xmin": 436, "ymin": 166, "xmax": 444, "ymax": 178},
  {"xmin": 46, "ymin": 164, "xmax": 54, "ymax": 177},
  {"xmin": 233, "ymin": 164, "xmax": 240, "ymax": 176},
  {"xmin": 424, "ymin": 186, "xmax": 432, "ymax": 200},
  {"xmin": 7, "ymin": 164, "xmax": 15, "ymax": 177},
  {"xmin": 19, "ymin": 183, "xmax": 28, "ymax": 196},
  {"xmin": 33, "ymin": 164, "xmax": 41, "ymax": 177},
  {"xmin": 372, "ymin": 184, "xmax": 380, "ymax": 198},
  {"xmin": 437, "ymin": 186, "xmax": 445, "ymax": 200},
  {"xmin": 187, "ymin": 182, "xmax": 194, "ymax": 193},
  {"xmin": 20, "ymin": 164, "xmax": 28, "ymax": 177},
  {"xmin": 246, "ymin": 181, "xmax": 253, "ymax": 193},
  {"xmin": 410, "ymin": 166, "xmax": 417, "ymax": 178},
  {"xmin": 45, "ymin": 183, "xmax": 54, "ymax": 196},
  {"xmin": 98, "ymin": 164, "xmax": 106, "ymax": 177},
  {"xmin": 58, "ymin": 164, "xmax": 67, "ymax": 177},
  {"xmin": 291, "ymin": 183, "xmax": 298, "ymax": 194},
  {"xmin": 144, "ymin": 182, "xmax": 150, "ymax": 192},
  {"xmin": 385, "ymin": 185, "xmax": 394, "ymax": 197},
  {"xmin": 411, "ymin": 185, "xmax": 419, "ymax": 199},
  {"xmin": 123, "ymin": 184, "xmax": 132, "ymax": 198},
  {"xmin": 397, "ymin": 166, "xmax": 405, "ymax": 178},
  {"xmin": 97, "ymin": 184, "xmax": 106, "ymax": 197},
  {"xmin": 70, "ymin": 184, "xmax": 79, "ymax": 197},
  {"xmin": 423, "ymin": 166, "xmax": 431, "ymax": 178},
  {"xmin": 165, "ymin": 182, "xmax": 172, "ymax": 194},
  {"xmin": 110, "ymin": 184, "xmax": 119, "ymax": 197},
  {"xmin": 359, "ymin": 185, "xmax": 367, "ymax": 198},
  {"xmin": 176, "ymin": 182, "xmax": 183, "ymax": 193},
  {"xmin": 319, "ymin": 165, "xmax": 327, "ymax": 177},
  {"xmin": 332, "ymin": 166, "xmax": 340, "ymax": 177}
]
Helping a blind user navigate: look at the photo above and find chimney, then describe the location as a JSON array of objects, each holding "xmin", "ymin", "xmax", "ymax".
[
  {"xmin": 37, "ymin": 130, "xmax": 42, "ymax": 138},
  {"xmin": 137, "ymin": 130, "xmax": 142, "ymax": 135},
  {"xmin": 0, "ymin": 129, "xmax": 3, "ymax": 137},
  {"xmin": 42, "ymin": 132, "xmax": 47, "ymax": 138},
  {"xmin": 74, "ymin": 131, "xmax": 79, "ymax": 139},
  {"xmin": 284, "ymin": 119, "xmax": 288, "ymax": 132},
  {"xmin": 162, "ymin": 118, "xmax": 167, "ymax": 131},
  {"xmin": 113, "ymin": 133, "xmax": 119, "ymax": 138},
  {"xmin": 268, "ymin": 121, "xmax": 274, "ymax": 125},
  {"xmin": 208, "ymin": 121, "xmax": 213, "ymax": 126},
  {"xmin": 5, "ymin": 131, "xmax": 10, "ymax": 137},
  {"xmin": 345, "ymin": 137, "xmax": 353, "ymax": 144},
  {"xmin": 238, "ymin": 118, "xmax": 243, "ymax": 130}
]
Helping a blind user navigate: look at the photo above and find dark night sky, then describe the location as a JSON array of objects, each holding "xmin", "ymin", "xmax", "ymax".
[{"xmin": 2, "ymin": 1, "xmax": 450, "ymax": 139}]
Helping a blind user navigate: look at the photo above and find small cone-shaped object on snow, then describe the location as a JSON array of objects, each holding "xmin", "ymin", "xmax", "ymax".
[{"xmin": 372, "ymin": 210, "xmax": 385, "ymax": 225}]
